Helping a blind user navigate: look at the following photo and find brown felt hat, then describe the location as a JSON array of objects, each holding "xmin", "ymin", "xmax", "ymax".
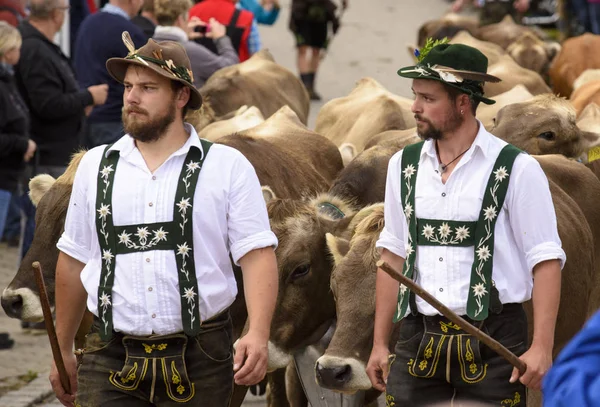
[{"xmin": 106, "ymin": 32, "xmax": 202, "ymax": 110}]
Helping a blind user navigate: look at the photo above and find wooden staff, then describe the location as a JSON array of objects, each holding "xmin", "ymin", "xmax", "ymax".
[
  {"xmin": 376, "ymin": 260, "xmax": 527, "ymax": 375},
  {"xmin": 32, "ymin": 261, "xmax": 72, "ymax": 394}
]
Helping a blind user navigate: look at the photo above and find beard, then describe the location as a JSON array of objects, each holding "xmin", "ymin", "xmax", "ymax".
[
  {"xmin": 415, "ymin": 107, "xmax": 464, "ymax": 141},
  {"xmin": 122, "ymin": 101, "xmax": 177, "ymax": 143}
]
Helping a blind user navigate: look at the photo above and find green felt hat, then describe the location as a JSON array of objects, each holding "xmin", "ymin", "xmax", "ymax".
[{"xmin": 398, "ymin": 39, "xmax": 501, "ymax": 105}]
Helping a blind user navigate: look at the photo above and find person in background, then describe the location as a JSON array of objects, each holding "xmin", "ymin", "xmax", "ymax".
[
  {"xmin": 131, "ymin": 0, "xmax": 157, "ymax": 39},
  {"xmin": 189, "ymin": 0, "xmax": 255, "ymax": 62},
  {"xmin": 0, "ymin": 0, "xmax": 26, "ymax": 27},
  {"xmin": 289, "ymin": 0, "xmax": 348, "ymax": 101},
  {"xmin": 74, "ymin": 0, "xmax": 145, "ymax": 148},
  {"xmin": 239, "ymin": 0, "xmax": 279, "ymax": 25},
  {"xmin": 153, "ymin": 0, "xmax": 238, "ymax": 88},
  {"xmin": 452, "ymin": 0, "xmax": 530, "ymax": 26},
  {"xmin": 0, "ymin": 21, "xmax": 35, "ymax": 247}
]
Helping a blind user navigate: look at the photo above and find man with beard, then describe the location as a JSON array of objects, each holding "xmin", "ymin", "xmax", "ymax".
[
  {"xmin": 48, "ymin": 33, "xmax": 279, "ymax": 407},
  {"xmin": 366, "ymin": 41, "xmax": 565, "ymax": 406}
]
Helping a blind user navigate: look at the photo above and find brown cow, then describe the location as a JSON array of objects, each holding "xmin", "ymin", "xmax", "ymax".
[
  {"xmin": 314, "ymin": 78, "xmax": 415, "ymax": 154},
  {"xmin": 477, "ymin": 84, "xmax": 534, "ymax": 130},
  {"xmin": 491, "ymin": 94, "xmax": 600, "ymax": 161},
  {"xmin": 549, "ymin": 33, "xmax": 600, "ymax": 98},
  {"xmin": 484, "ymin": 55, "xmax": 552, "ymax": 97},
  {"xmin": 417, "ymin": 13, "xmax": 480, "ymax": 47},
  {"xmin": 197, "ymin": 105, "xmax": 265, "ymax": 141},
  {"xmin": 450, "ymin": 31, "xmax": 506, "ymax": 66},
  {"xmin": 506, "ymin": 32, "xmax": 561, "ymax": 78},
  {"xmin": 0, "ymin": 112, "xmax": 342, "ymax": 407},
  {"xmin": 570, "ymin": 70, "xmax": 600, "ymax": 116},
  {"xmin": 477, "ymin": 14, "xmax": 543, "ymax": 50},
  {"xmin": 187, "ymin": 49, "xmax": 310, "ymax": 131},
  {"xmin": 317, "ymin": 156, "xmax": 600, "ymax": 405}
]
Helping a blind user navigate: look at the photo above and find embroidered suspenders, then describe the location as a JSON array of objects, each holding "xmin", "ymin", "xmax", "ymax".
[
  {"xmin": 95, "ymin": 140, "xmax": 213, "ymax": 340},
  {"xmin": 394, "ymin": 142, "xmax": 522, "ymax": 322}
]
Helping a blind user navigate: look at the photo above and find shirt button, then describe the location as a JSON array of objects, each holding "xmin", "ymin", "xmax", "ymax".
[
  {"xmin": 441, "ymin": 192, "xmax": 446, "ymax": 197},
  {"xmin": 439, "ymin": 288, "xmax": 444, "ymax": 292},
  {"xmin": 146, "ymin": 258, "xmax": 150, "ymax": 263},
  {"xmin": 148, "ymin": 287, "xmax": 153, "ymax": 292},
  {"xmin": 151, "ymin": 313, "xmax": 156, "ymax": 319},
  {"xmin": 152, "ymin": 176, "xmax": 156, "ymax": 180},
  {"xmin": 439, "ymin": 257, "xmax": 443, "ymax": 262},
  {"xmin": 149, "ymin": 202, "xmax": 153, "ymax": 207}
]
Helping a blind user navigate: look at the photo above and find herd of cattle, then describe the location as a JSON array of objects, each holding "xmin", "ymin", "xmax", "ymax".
[{"xmin": 3, "ymin": 11, "xmax": 600, "ymax": 407}]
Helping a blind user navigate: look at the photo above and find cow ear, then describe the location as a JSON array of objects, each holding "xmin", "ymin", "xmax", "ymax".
[
  {"xmin": 545, "ymin": 41, "xmax": 561, "ymax": 61},
  {"xmin": 262, "ymin": 185, "xmax": 277, "ymax": 204},
  {"xmin": 580, "ymin": 131, "xmax": 600, "ymax": 163},
  {"xmin": 28, "ymin": 174, "xmax": 56, "ymax": 207},
  {"xmin": 326, "ymin": 233, "xmax": 350, "ymax": 265},
  {"xmin": 339, "ymin": 143, "xmax": 357, "ymax": 166}
]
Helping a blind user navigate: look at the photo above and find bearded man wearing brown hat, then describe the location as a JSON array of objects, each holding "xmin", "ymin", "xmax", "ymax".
[
  {"xmin": 48, "ymin": 32, "xmax": 279, "ymax": 407},
  {"xmin": 366, "ymin": 40, "xmax": 564, "ymax": 406}
]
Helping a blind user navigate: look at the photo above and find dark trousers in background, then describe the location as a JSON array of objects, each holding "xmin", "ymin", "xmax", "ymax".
[
  {"xmin": 76, "ymin": 312, "xmax": 235, "ymax": 407},
  {"xmin": 84, "ymin": 121, "xmax": 124, "ymax": 149},
  {"xmin": 385, "ymin": 303, "xmax": 528, "ymax": 407}
]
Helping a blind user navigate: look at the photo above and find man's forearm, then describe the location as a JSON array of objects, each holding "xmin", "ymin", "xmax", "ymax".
[
  {"xmin": 531, "ymin": 259, "xmax": 562, "ymax": 351},
  {"xmin": 239, "ymin": 247, "xmax": 279, "ymax": 339},
  {"xmin": 373, "ymin": 249, "xmax": 404, "ymax": 349},
  {"xmin": 55, "ymin": 252, "xmax": 88, "ymax": 351}
]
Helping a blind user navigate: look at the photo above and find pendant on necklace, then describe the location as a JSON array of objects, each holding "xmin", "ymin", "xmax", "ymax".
[{"xmin": 439, "ymin": 163, "xmax": 447, "ymax": 174}]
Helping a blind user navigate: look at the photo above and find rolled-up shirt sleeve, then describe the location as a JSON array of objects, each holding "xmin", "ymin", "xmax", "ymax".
[
  {"xmin": 227, "ymin": 153, "xmax": 278, "ymax": 265},
  {"xmin": 56, "ymin": 153, "xmax": 94, "ymax": 264},
  {"xmin": 376, "ymin": 151, "xmax": 408, "ymax": 259},
  {"xmin": 507, "ymin": 155, "xmax": 567, "ymax": 273}
]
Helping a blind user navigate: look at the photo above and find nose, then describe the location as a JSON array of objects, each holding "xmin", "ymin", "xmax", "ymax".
[
  {"xmin": 315, "ymin": 361, "xmax": 352, "ymax": 388},
  {"xmin": 1, "ymin": 292, "xmax": 23, "ymax": 319}
]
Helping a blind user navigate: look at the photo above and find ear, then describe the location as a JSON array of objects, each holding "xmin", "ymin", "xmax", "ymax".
[
  {"xmin": 29, "ymin": 174, "xmax": 56, "ymax": 207},
  {"xmin": 177, "ymin": 86, "xmax": 191, "ymax": 110},
  {"xmin": 339, "ymin": 143, "xmax": 357, "ymax": 166},
  {"xmin": 325, "ymin": 233, "xmax": 350, "ymax": 266},
  {"xmin": 545, "ymin": 41, "xmax": 561, "ymax": 61},
  {"xmin": 262, "ymin": 185, "xmax": 277, "ymax": 203}
]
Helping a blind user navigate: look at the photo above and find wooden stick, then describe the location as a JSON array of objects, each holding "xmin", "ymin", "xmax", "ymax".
[
  {"xmin": 32, "ymin": 261, "xmax": 72, "ymax": 394},
  {"xmin": 376, "ymin": 260, "xmax": 527, "ymax": 375}
]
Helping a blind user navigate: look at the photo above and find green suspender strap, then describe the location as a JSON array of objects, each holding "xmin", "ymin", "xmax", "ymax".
[
  {"xmin": 466, "ymin": 144, "xmax": 521, "ymax": 320},
  {"xmin": 393, "ymin": 141, "xmax": 424, "ymax": 323},
  {"xmin": 95, "ymin": 140, "xmax": 213, "ymax": 340}
]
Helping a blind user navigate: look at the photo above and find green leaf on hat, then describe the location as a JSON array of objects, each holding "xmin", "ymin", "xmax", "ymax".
[{"xmin": 416, "ymin": 37, "xmax": 450, "ymax": 63}]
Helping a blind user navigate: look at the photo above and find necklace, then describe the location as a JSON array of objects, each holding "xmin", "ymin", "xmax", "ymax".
[{"xmin": 435, "ymin": 142, "xmax": 470, "ymax": 174}]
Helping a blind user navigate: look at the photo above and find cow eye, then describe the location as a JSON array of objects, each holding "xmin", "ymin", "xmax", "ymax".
[
  {"xmin": 290, "ymin": 264, "xmax": 310, "ymax": 281},
  {"xmin": 538, "ymin": 131, "xmax": 555, "ymax": 141}
]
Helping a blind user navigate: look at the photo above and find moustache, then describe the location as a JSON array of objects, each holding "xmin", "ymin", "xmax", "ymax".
[
  {"xmin": 414, "ymin": 114, "xmax": 429, "ymax": 122},
  {"xmin": 126, "ymin": 107, "xmax": 148, "ymax": 115}
]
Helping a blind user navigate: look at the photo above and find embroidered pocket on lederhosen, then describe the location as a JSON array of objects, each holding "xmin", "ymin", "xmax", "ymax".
[
  {"xmin": 407, "ymin": 318, "xmax": 449, "ymax": 378},
  {"xmin": 109, "ymin": 334, "xmax": 195, "ymax": 402},
  {"xmin": 456, "ymin": 335, "xmax": 488, "ymax": 383}
]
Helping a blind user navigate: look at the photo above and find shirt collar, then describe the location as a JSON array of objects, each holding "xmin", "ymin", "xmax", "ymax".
[
  {"xmin": 106, "ymin": 123, "xmax": 205, "ymax": 162},
  {"xmin": 153, "ymin": 25, "xmax": 189, "ymax": 42},
  {"xmin": 101, "ymin": 3, "xmax": 130, "ymax": 19},
  {"xmin": 421, "ymin": 119, "xmax": 491, "ymax": 162}
]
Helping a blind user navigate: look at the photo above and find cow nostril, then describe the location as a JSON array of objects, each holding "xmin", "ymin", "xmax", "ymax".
[
  {"xmin": 315, "ymin": 362, "xmax": 352, "ymax": 387},
  {"xmin": 334, "ymin": 364, "xmax": 352, "ymax": 383},
  {"xmin": 1, "ymin": 294, "xmax": 23, "ymax": 319}
]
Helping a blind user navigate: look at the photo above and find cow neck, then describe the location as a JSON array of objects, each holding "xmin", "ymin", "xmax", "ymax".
[
  {"xmin": 394, "ymin": 141, "xmax": 522, "ymax": 322},
  {"xmin": 94, "ymin": 140, "xmax": 213, "ymax": 340}
]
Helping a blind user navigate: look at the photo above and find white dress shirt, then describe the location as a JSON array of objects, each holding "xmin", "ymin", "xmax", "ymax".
[
  {"xmin": 376, "ymin": 122, "xmax": 566, "ymax": 317},
  {"xmin": 57, "ymin": 124, "xmax": 278, "ymax": 335}
]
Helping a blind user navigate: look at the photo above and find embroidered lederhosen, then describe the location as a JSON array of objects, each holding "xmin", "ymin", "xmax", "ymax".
[
  {"xmin": 94, "ymin": 140, "xmax": 213, "ymax": 402},
  {"xmin": 394, "ymin": 141, "xmax": 522, "ymax": 382}
]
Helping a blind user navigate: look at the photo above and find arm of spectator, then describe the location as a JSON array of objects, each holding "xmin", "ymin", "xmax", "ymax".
[
  {"xmin": 187, "ymin": 38, "xmax": 239, "ymax": 84},
  {"xmin": 0, "ymin": 94, "xmax": 30, "ymax": 159},
  {"xmin": 247, "ymin": 19, "xmax": 261, "ymax": 54},
  {"xmin": 240, "ymin": 0, "xmax": 280, "ymax": 25},
  {"xmin": 17, "ymin": 45, "xmax": 94, "ymax": 120}
]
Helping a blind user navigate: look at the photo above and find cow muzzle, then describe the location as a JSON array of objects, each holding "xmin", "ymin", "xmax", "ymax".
[
  {"xmin": 315, "ymin": 355, "xmax": 371, "ymax": 392},
  {"xmin": 1, "ymin": 287, "xmax": 44, "ymax": 322}
]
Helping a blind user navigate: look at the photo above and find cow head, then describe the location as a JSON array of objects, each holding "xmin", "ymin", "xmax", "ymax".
[
  {"xmin": 491, "ymin": 94, "xmax": 600, "ymax": 161},
  {"xmin": 1, "ymin": 152, "xmax": 85, "ymax": 321},
  {"xmin": 315, "ymin": 204, "xmax": 384, "ymax": 393},
  {"xmin": 506, "ymin": 32, "xmax": 561, "ymax": 76}
]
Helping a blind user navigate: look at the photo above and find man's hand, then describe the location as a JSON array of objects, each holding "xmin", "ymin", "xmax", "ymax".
[
  {"xmin": 87, "ymin": 84, "xmax": 108, "ymax": 106},
  {"xmin": 509, "ymin": 344, "xmax": 553, "ymax": 390},
  {"xmin": 206, "ymin": 18, "xmax": 226, "ymax": 40},
  {"xmin": 366, "ymin": 344, "xmax": 392, "ymax": 392},
  {"xmin": 514, "ymin": 0, "xmax": 530, "ymax": 13},
  {"xmin": 23, "ymin": 139, "xmax": 37, "ymax": 162},
  {"xmin": 49, "ymin": 351, "xmax": 78, "ymax": 407},
  {"xmin": 233, "ymin": 330, "xmax": 269, "ymax": 386}
]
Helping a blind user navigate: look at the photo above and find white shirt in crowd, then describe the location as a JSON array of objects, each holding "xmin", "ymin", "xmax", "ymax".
[
  {"xmin": 376, "ymin": 121, "xmax": 566, "ymax": 317},
  {"xmin": 57, "ymin": 124, "xmax": 278, "ymax": 336}
]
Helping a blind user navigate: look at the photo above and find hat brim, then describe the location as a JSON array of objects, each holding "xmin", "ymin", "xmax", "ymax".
[
  {"xmin": 106, "ymin": 57, "xmax": 202, "ymax": 110},
  {"xmin": 397, "ymin": 65, "xmax": 497, "ymax": 105}
]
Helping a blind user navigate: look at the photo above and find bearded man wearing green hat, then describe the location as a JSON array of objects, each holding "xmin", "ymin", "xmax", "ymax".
[
  {"xmin": 366, "ymin": 40, "xmax": 565, "ymax": 406},
  {"xmin": 48, "ymin": 33, "xmax": 279, "ymax": 406}
]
